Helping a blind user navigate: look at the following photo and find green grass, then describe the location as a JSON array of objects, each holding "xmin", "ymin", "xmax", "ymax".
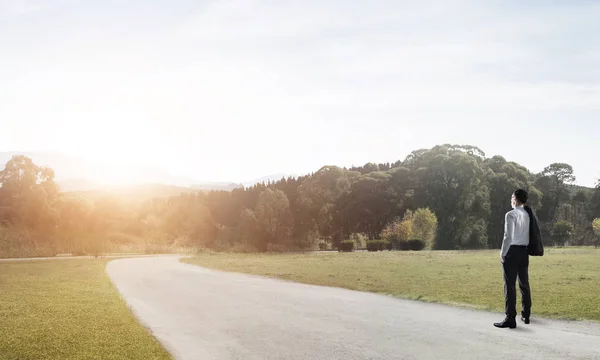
[
  {"xmin": 0, "ymin": 259, "xmax": 171, "ymax": 360},
  {"xmin": 182, "ymin": 247, "xmax": 600, "ymax": 322}
]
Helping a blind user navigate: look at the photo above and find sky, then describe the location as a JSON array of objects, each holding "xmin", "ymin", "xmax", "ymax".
[{"xmin": 1, "ymin": 0, "xmax": 599, "ymax": 186}]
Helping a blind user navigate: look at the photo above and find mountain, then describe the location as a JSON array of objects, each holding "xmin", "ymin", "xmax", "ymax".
[
  {"xmin": 0, "ymin": 151, "xmax": 169, "ymax": 184},
  {"xmin": 56, "ymin": 178, "xmax": 101, "ymax": 192},
  {"xmin": 64, "ymin": 183, "xmax": 205, "ymax": 205},
  {"xmin": 191, "ymin": 182, "xmax": 243, "ymax": 191},
  {"xmin": 0, "ymin": 152, "xmax": 297, "ymax": 192}
]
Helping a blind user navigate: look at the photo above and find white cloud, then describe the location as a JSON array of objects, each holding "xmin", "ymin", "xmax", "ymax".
[{"xmin": 168, "ymin": 0, "xmax": 600, "ymax": 112}]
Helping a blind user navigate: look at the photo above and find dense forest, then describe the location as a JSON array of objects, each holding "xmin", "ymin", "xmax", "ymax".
[{"xmin": 1, "ymin": 144, "xmax": 600, "ymax": 258}]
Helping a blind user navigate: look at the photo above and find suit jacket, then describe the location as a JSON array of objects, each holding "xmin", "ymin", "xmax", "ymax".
[{"xmin": 524, "ymin": 205, "xmax": 544, "ymax": 256}]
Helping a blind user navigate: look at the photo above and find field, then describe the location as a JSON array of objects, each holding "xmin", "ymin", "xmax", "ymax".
[
  {"xmin": 0, "ymin": 259, "xmax": 171, "ymax": 360},
  {"xmin": 183, "ymin": 247, "xmax": 600, "ymax": 322}
]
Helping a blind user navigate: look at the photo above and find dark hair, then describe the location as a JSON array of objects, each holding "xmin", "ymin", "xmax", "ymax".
[{"xmin": 513, "ymin": 189, "xmax": 528, "ymax": 205}]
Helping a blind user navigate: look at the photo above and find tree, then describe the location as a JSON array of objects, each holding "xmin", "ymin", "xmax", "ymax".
[
  {"xmin": 0, "ymin": 156, "xmax": 60, "ymax": 256},
  {"xmin": 0, "ymin": 155, "xmax": 59, "ymax": 232},
  {"xmin": 361, "ymin": 163, "xmax": 380, "ymax": 174},
  {"xmin": 239, "ymin": 209, "xmax": 259, "ymax": 249},
  {"xmin": 297, "ymin": 166, "xmax": 359, "ymax": 215},
  {"xmin": 0, "ymin": 155, "xmax": 58, "ymax": 196},
  {"xmin": 205, "ymin": 191, "xmax": 239, "ymax": 228},
  {"xmin": 55, "ymin": 197, "xmax": 92, "ymax": 254},
  {"xmin": 317, "ymin": 203, "xmax": 335, "ymax": 241},
  {"xmin": 406, "ymin": 145, "xmax": 490, "ymax": 249},
  {"xmin": 5, "ymin": 143, "xmax": 598, "ymax": 256},
  {"xmin": 541, "ymin": 163, "xmax": 576, "ymax": 184},
  {"xmin": 381, "ymin": 210, "xmax": 413, "ymax": 250},
  {"xmin": 589, "ymin": 182, "xmax": 600, "ymax": 221},
  {"xmin": 483, "ymin": 156, "xmax": 541, "ymax": 249},
  {"xmin": 255, "ymin": 189, "xmax": 293, "ymax": 247},
  {"xmin": 411, "ymin": 208, "xmax": 438, "ymax": 249},
  {"xmin": 338, "ymin": 172, "xmax": 395, "ymax": 240},
  {"xmin": 160, "ymin": 197, "xmax": 218, "ymax": 246},
  {"xmin": 296, "ymin": 166, "xmax": 360, "ymax": 242},
  {"xmin": 551, "ymin": 220, "xmax": 574, "ymax": 247},
  {"xmin": 592, "ymin": 218, "xmax": 600, "ymax": 248},
  {"xmin": 573, "ymin": 190, "xmax": 588, "ymax": 204},
  {"xmin": 538, "ymin": 163, "xmax": 576, "ymax": 222}
]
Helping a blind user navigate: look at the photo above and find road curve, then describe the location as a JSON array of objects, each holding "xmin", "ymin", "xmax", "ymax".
[
  {"xmin": 106, "ymin": 256, "xmax": 600, "ymax": 360},
  {"xmin": 0, "ymin": 254, "xmax": 163, "ymax": 262}
]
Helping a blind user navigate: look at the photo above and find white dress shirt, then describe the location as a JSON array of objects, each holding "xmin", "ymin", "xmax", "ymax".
[{"xmin": 501, "ymin": 205, "xmax": 530, "ymax": 257}]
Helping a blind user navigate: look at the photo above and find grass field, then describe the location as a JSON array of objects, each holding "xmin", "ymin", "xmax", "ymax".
[
  {"xmin": 0, "ymin": 259, "xmax": 171, "ymax": 360},
  {"xmin": 183, "ymin": 247, "xmax": 600, "ymax": 322}
]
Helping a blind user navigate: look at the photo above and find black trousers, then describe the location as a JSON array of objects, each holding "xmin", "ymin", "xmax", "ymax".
[{"xmin": 502, "ymin": 245, "xmax": 532, "ymax": 318}]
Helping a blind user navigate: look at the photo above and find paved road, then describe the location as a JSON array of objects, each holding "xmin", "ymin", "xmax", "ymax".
[
  {"xmin": 106, "ymin": 256, "xmax": 600, "ymax": 360},
  {"xmin": 0, "ymin": 254, "xmax": 161, "ymax": 262}
]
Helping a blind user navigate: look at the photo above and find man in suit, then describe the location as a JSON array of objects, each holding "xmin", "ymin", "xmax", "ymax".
[{"xmin": 494, "ymin": 189, "xmax": 532, "ymax": 329}]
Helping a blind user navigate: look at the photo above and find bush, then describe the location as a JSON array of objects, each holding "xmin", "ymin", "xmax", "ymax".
[
  {"xmin": 0, "ymin": 227, "xmax": 56, "ymax": 258},
  {"xmin": 412, "ymin": 208, "xmax": 438, "ymax": 249},
  {"xmin": 338, "ymin": 240, "xmax": 355, "ymax": 252},
  {"xmin": 381, "ymin": 214, "xmax": 413, "ymax": 250},
  {"xmin": 267, "ymin": 243, "xmax": 288, "ymax": 253},
  {"xmin": 396, "ymin": 240, "xmax": 411, "ymax": 251},
  {"xmin": 143, "ymin": 243, "xmax": 174, "ymax": 255},
  {"xmin": 194, "ymin": 247, "xmax": 217, "ymax": 256},
  {"xmin": 386, "ymin": 240, "xmax": 393, "ymax": 251},
  {"xmin": 366, "ymin": 241, "xmax": 377, "ymax": 252},
  {"xmin": 229, "ymin": 243, "xmax": 258, "ymax": 253},
  {"xmin": 552, "ymin": 220, "xmax": 574, "ymax": 247},
  {"xmin": 408, "ymin": 239, "xmax": 426, "ymax": 251},
  {"xmin": 107, "ymin": 232, "xmax": 141, "ymax": 246},
  {"xmin": 366, "ymin": 240, "xmax": 387, "ymax": 252},
  {"xmin": 592, "ymin": 219, "xmax": 600, "ymax": 248},
  {"xmin": 349, "ymin": 233, "xmax": 368, "ymax": 249},
  {"xmin": 318, "ymin": 242, "xmax": 327, "ymax": 251}
]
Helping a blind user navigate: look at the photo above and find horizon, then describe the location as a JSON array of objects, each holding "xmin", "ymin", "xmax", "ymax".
[
  {"xmin": 1, "ymin": 147, "xmax": 596, "ymax": 189},
  {"xmin": 2, "ymin": 1, "xmax": 599, "ymax": 187}
]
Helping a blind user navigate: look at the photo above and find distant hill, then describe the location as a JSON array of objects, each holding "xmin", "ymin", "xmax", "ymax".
[
  {"xmin": 0, "ymin": 151, "xmax": 177, "ymax": 185},
  {"xmin": 191, "ymin": 182, "xmax": 243, "ymax": 191},
  {"xmin": 63, "ymin": 183, "xmax": 205, "ymax": 205},
  {"xmin": 57, "ymin": 178, "xmax": 101, "ymax": 192},
  {"xmin": 0, "ymin": 152, "xmax": 279, "ymax": 192},
  {"xmin": 566, "ymin": 183, "xmax": 595, "ymax": 196},
  {"xmin": 0, "ymin": 152, "xmax": 94, "ymax": 181}
]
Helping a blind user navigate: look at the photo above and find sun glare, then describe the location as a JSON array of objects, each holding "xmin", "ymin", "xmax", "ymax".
[{"xmin": 68, "ymin": 155, "xmax": 151, "ymax": 186}]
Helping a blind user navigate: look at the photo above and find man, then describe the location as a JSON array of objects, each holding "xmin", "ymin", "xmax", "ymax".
[{"xmin": 494, "ymin": 189, "xmax": 532, "ymax": 329}]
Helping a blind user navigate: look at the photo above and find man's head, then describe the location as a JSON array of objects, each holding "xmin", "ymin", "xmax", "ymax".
[{"xmin": 511, "ymin": 189, "xmax": 528, "ymax": 208}]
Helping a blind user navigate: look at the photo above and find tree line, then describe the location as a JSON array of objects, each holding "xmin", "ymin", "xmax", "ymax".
[{"xmin": 1, "ymin": 144, "xmax": 600, "ymax": 257}]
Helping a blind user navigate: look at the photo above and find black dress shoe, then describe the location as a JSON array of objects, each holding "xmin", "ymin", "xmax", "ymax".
[
  {"xmin": 521, "ymin": 312, "xmax": 530, "ymax": 324},
  {"xmin": 494, "ymin": 317, "xmax": 517, "ymax": 329}
]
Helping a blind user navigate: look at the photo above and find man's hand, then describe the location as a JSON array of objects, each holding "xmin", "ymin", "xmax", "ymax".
[{"xmin": 500, "ymin": 255, "xmax": 505, "ymax": 264}]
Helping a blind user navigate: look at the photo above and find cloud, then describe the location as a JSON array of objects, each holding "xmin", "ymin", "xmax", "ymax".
[
  {"xmin": 0, "ymin": 0, "xmax": 41, "ymax": 14},
  {"xmin": 166, "ymin": 0, "xmax": 600, "ymax": 113}
]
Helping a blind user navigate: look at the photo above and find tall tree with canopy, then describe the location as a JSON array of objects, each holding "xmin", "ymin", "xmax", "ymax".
[
  {"xmin": 536, "ymin": 163, "xmax": 576, "ymax": 223},
  {"xmin": 404, "ymin": 145, "xmax": 490, "ymax": 249},
  {"xmin": 0, "ymin": 155, "xmax": 59, "ymax": 232},
  {"xmin": 296, "ymin": 166, "xmax": 360, "ymax": 243},
  {"xmin": 483, "ymin": 156, "xmax": 542, "ymax": 248},
  {"xmin": 255, "ymin": 188, "xmax": 293, "ymax": 247},
  {"xmin": 338, "ymin": 171, "xmax": 395, "ymax": 239}
]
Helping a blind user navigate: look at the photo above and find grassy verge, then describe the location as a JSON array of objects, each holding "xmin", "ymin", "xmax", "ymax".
[
  {"xmin": 182, "ymin": 247, "xmax": 600, "ymax": 322},
  {"xmin": 0, "ymin": 259, "xmax": 171, "ymax": 360}
]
